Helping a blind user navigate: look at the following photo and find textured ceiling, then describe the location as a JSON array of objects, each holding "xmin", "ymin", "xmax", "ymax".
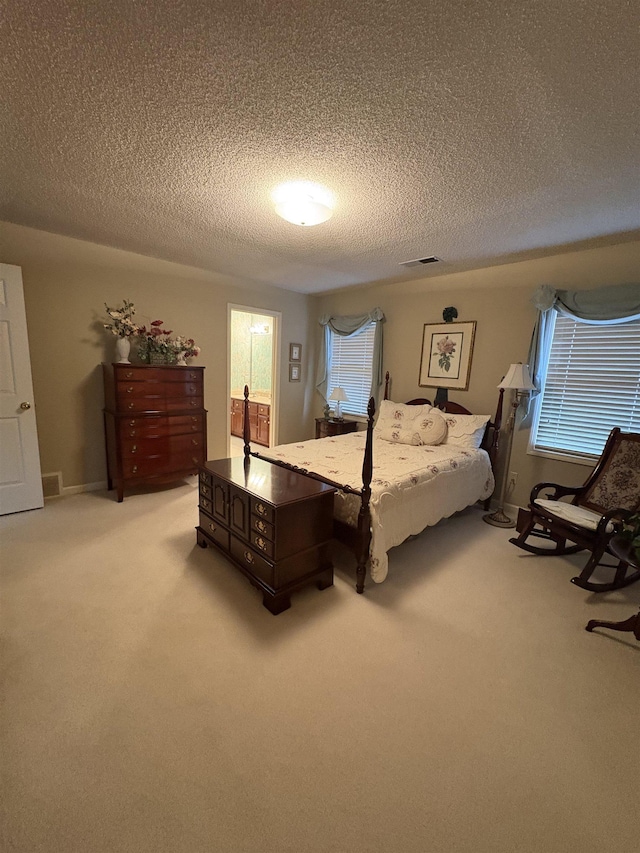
[{"xmin": 2, "ymin": 0, "xmax": 639, "ymax": 293}]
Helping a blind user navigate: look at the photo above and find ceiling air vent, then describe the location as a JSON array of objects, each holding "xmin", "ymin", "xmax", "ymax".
[{"xmin": 399, "ymin": 256, "xmax": 442, "ymax": 269}]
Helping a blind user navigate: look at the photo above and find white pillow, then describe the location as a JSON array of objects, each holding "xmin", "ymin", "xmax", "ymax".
[
  {"xmin": 374, "ymin": 400, "xmax": 433, "ymax": 434},
  {"xmin": 415, "ymin": 408, "xmax": 448, "ymax": 446},
  {"xmin": 377, "ymin": 426, "xmax": 423, "ymax": 445},
  {"xmin": 442, "ymin": 414, "xmax": 490, "ymax": 449}
]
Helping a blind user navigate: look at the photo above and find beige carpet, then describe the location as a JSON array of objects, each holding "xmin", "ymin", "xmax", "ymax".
[{"xmin": 1, "ymin": 481, "xmax": 639, "ymax": 853}]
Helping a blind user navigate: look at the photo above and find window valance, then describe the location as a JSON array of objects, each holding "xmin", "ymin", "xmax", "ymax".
[
  {"xmin": 527, "ymin": 283, "xmax": 640, "ymax": 412},
  {"xmin": 316, "ymin": 308, "xmax": 385, "ymax": 402}
]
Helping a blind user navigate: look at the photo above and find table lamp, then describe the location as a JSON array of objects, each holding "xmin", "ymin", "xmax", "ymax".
[{"xmin": 328, "ymin": 387, "xmax": 348, "ymax": 421}]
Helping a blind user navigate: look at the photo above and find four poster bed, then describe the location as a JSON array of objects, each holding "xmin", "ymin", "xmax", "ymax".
[{"xmin": 242, "ymin": 374, "xmax": 503, "ymax": 593}]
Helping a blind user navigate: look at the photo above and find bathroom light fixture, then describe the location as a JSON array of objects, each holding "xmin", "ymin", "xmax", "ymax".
[{"xmin": 272, "ymin": 181, "xmax": 335, "ymax": 226}]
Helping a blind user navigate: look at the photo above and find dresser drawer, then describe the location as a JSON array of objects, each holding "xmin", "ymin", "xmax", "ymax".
[
  {"xmin": 230, "ymin": 535, "xmax": 274, "ymax": 587},
  {"xmin": 120, "ymin": 414, "xmax": 204, "ymax": 440},
  {"xmin": 199, "ymin": 511, "xmax": 230, "ymax": 550},
  {"xmin": 164, "ymin": 381, "xmax": 201, "ymax": 398},
  {"xmin": 121, "ymin": 397, "xmax": 203, "ymax": 414},
  {"xmin": 251, "ymin": 514, "xmax": 274, "ymax": 540},
  {"xmin": 250, "ymin": 531, "xmax": 274, "ymax": 559},
  {"xmin": 114, "ymin": 366, "xmax": 201, "ymax": 384},
  {"xmin": 257, "ymin": 403, "xmax": 270, "ymax": 416},
  {"xmin": 122, "ymin": 450, "xmax": 202, "ymax": 479},
  {"xmin": 121, "ymin": 433, "xmax": 204, "ymax": 458},
  {"xmin": 251, "ymin": 498, "xmax": 274, "ymax": 523}
]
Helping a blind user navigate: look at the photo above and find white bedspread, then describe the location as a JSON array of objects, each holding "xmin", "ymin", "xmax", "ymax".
[{"xmin": 260, "ymin": 432, "xmax": 494, "ymax": 583}]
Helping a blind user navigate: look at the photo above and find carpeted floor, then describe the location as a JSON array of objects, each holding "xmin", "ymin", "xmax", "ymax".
[{"xmin": 1, "ymin": 480, "xmax": 639, "ymax": 853}]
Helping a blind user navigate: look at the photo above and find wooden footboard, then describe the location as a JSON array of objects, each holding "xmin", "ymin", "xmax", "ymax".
[{"xmin": 242, "ymin": 385, "xmax": 376, "ymax": 593}]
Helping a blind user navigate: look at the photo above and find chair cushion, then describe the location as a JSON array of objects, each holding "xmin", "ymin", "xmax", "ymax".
[{"xmin": 533, "ymin": 499, "xmax": 615, "ymax": 533}]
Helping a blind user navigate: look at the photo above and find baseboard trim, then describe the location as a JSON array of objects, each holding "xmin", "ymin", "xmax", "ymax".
[{"xmin": 62, "ymin": 480, "xmax": 109, "ymax": 496}]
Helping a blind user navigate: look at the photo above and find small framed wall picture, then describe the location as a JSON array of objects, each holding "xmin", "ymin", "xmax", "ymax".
[
  {"xmin": 289, "ymin": 363, "xmax": 301, "ymax": 382},
  {"xmin": 289, "ymin": 342, "xmax": 302, "ymax": 362}
]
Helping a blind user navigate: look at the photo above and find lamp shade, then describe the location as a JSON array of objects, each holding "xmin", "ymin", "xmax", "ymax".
[
  {"xmin": 329, "ymin": 387, "xmax": 348, "ymax": 402},
  {"xmin": 498, "ymin": 363, "xmax": 535, "ymax": 391}
]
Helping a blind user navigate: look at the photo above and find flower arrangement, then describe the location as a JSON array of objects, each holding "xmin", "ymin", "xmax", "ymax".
[
  {"xmin": 172, "ymin": 335, "xmax": 201, "ymax": 361},
  {"xmin": 136, "ymin": 320, "xmax": 175, "ymax": 363},
  {"xmin": 104, "ymin": 299, "xmax": 139, "ymax": 337},
  {"xmin": 135, "ymin": 322, "xmax": 201, "ymax": 365}
]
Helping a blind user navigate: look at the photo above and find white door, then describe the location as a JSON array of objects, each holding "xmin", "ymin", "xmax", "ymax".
[{"xmin": 0, "ymin": 264, "xmax": 44, "ymax": 515}]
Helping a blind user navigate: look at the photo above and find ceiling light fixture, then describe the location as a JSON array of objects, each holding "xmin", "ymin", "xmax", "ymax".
[{"xmin": 272, "ymin": 181, "xmax": 335, "ymax": 227}]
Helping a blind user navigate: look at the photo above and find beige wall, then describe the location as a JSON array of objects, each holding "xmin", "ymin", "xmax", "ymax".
[
  {"xmin": 314, "ymin": 239, "xmax": 640, "ymax": 508},
  {"xmin": 0, "ymin": 222, "xmax": 315, "ymax": 490}
]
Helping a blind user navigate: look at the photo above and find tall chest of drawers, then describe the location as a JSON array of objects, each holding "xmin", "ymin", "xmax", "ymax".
[
  {"xmin": 102, "ymin": 363, "xmax": 207, "ymax": 502},
  {"xmin": 197, "ymin": 456, "xmax": 335, "ymax": 614}
]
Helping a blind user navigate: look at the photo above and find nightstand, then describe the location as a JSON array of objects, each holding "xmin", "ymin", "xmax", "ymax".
[{"xmin": 315, "ymin": 418, "xmax": 358, "ymax": 439}]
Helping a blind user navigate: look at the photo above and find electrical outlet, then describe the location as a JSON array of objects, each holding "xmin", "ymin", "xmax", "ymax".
[{"xmin": 508, "ymin": 471, "xmax": 518, "ymax": 489}]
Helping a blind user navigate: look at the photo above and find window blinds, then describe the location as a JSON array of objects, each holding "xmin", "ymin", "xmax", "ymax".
[
  {"xmin": 327, "ymin": 322, "xmax": 376, "ymax": 416},
  {"xmin": 534, "ymin": 314, "xmax": 640, "ymax": 459}
]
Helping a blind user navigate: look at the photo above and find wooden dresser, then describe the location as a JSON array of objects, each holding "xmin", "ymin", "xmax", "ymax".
[
  {"xmin": 197, "ymin": 456, "xmax": 335, "ymax": 614},
  {"xmin": 102, "ymin": 363, "xmax": 207, "ymax": 502}
]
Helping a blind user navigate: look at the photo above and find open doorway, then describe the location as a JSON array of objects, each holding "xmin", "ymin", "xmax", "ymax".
[{"xmin": 228, "ymin": 307, "xmax": 280, "ymax": 457}]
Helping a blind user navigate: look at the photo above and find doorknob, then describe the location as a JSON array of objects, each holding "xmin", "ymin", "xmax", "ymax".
[{"xmin": 20, "ymin": 402, "xmax": 31, "ymax": 410}]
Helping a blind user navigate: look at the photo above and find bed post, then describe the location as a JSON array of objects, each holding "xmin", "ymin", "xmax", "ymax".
[
  {"xmin": 384, "ymin": 371, "xmax": 390, "ymax": 400},
  {"xmin": 243, "ymin": 385, "xmax": 251, "ymax": 458},
  {"xmin": 355, "ymin": 396, "xmax": 375, "ymax": 594}
]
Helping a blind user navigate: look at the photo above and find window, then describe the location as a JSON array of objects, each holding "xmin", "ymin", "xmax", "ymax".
[
  {"xmin": 327, "ymin": 322, "xmax": 376, "ymax": 417},
  {"xmin": 530, "ymin": 312, "xmax": 640, "ymax": 461}
]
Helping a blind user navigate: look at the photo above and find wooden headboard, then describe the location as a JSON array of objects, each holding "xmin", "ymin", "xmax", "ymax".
[{"xmin": 381, "ymin": 371, "xmax": 504, "ymax": 468}]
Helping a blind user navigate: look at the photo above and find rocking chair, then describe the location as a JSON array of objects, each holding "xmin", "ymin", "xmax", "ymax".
[{"xmin": 509, "ymin": 428, "xmax": 640, "ymax": 592}]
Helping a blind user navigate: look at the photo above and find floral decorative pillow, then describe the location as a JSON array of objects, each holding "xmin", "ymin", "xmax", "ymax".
[
  {"xmin": 416, "ymin": 408, "xmax": 448, "ymax": 445},
  {"xmin": 442, "ymin": 414, "xmax": 490, "ymax": 449},
  {"xmin": 377, "ymin": 426, "xmax": 424, "ymax": 446},
  {"xmin": 374, "ymin": 400, "xmax": 433, "ymax": 434}
]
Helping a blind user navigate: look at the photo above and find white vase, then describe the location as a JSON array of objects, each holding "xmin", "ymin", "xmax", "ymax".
[
  {"xmin": 115, "ymin": 336, "xmax": 131, "ymax": 364},
  {"xmin": 176, "ymin": 353, "xmax": 187, "ymax": 366}
]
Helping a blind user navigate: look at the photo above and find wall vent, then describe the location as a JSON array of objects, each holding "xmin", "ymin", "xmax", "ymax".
[
  {"xmin": 42, "ymin": 472, "xmax": 63, "ymax": 498},
  {"xmin": 399, "ymin": 256, "xmax": 442, "ymax": 269}
]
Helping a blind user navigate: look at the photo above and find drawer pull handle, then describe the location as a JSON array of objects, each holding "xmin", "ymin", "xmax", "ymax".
[
  {"xmin": 256, "ymin": 502, "xmax": 267, "ymax": 517},
  {"xmin": 201, "ymin": 485, "xmax": 210, "ymax": 497},
  {"xmin": 200, "ymin": 472, "xmax": 208, "ymax": 482},
  {"xmin": 128, "ymin": 402, "xmax": 135, "ymax": 409},
  {"xmin": 192, "ymin": 417, "xmax": 198, "ymax": 422},
  {"xmin": 192, "ymin": 425, "xmax": 198, "ymax": 431},
  {"xmin": 190, "ymin": 401, "xmax": 197, "ymax": 407},
  {"xmin": 208, "ymin": 523, "xmax": 216, "ymax": 533},
  {"xmin": 126, "ymin": 386, "xmax": 134, "ymax": 394},
  {"xmin": 192, "ymin": 438, "xmax": 199, "ymax": 446},
  {"xmin": 243, "ymin": 551, "xmax": 254, "ymax": 565},
  {"xmin": 256, "ymin": 537, "xmax": 267, "ymax": 552},
  {"xmin": 190, "ymin": 372, "xmax": 197, "ymax": 379},
  {"xmin": 131, "ymin": 465, "xmax": 138, "ymax": 474},
  {"xmin": 192, "ymin": 456, "xmax": 199, "ymax": 464},
  {"xmin": 129, "ymin": 430, "xmax": 136, "ymax": 437},
  {"xmin": 130, "ymin": 445, "xmax": 137, "ymax": 454},
  {"xmin": 125, "ymin": 371, "xmax": 133, "ymax": 379},
  {"xmin": 256, "ymin": 519, "xmax": 267, "ymax": 533},
  {"xmin": 129, "ymin": 419, "xmax": 136, "ymax": 426},
  {"xmin": 201, "ymin": 499, "xmax": 211, "ymax": 512}
]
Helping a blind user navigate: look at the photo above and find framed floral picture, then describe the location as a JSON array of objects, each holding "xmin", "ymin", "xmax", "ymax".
[
  {"xmin": 418, "ymin": 321, "xmax": 477, "ymax": 390},
  {"xmin": 289, "ymin": 343, "xmax": 302, "ymax": 362},
  {"xmin": 289, "ymin": 363, "xmax": 301, "ymax": 382}
]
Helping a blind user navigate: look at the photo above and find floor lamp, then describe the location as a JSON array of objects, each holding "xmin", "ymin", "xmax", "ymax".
[{"xmin": 483, "ymin": 362, "xmax": 535, "ymax": 528}]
